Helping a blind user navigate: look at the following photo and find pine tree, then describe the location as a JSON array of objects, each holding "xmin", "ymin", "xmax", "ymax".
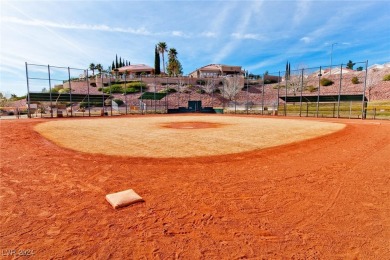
[
  {"xmin": 112, "ymin": 61, "xmax": 115, "ymax": 70},
  {"xmin": 115, "ymin": 54, "xmax": 118, "ymax": 69},
  {"xmin": 154, "ymin": 45, "xmax": 161, "ymax": 75},
  {"xmin": 119, "ymin": 57, "xmax": 122, "ymax": 68},
  {"xmin": 285, "ymin": 61, "xmax": 289, "ymax": 80},
  {"xmin": 288, "ymin": 62, "xmax": 291, "ymax": 79}
]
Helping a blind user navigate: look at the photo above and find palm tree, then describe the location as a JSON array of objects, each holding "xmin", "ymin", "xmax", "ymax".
[
  {"xmin": 95, "ymin": 64, "xmax": 103, "ymax": 74},
  {"xmin": 157, "ymin": 42, "xmax": 167, "ymax": 74},
  {"xmin": 167, "ymin": 48, "xmax": 182, "ymax": 76},
  {"xmin": 89, "ymin": 63, "xmax": 96, "ymax": 75},
  {"xmin": 168, "ymin": 48, "xmax": 178, "ymax": 60}
]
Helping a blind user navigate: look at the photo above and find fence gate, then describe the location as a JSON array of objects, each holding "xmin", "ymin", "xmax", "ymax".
[{"xmin": 188, "ymin": 101, "xmax": 202, "ymax": 112}]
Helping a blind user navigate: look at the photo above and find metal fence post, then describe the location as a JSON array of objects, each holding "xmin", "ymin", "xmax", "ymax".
[
  {"xmin": 48, "ymin": 65, "xmax": 53, "ymax": 118},
  {"xmin": 86, "ymin": 70, "xmax": 91, "ymax": 117},
  {"xmin": 25, "ymin": 62, "xmax": 31, "ymax": 118},
  {"xmin": 261, "ymin": 73, "xmax": 265, "ymax": 115},
  {"xmin": 284, "ymin": 72, "xmax": 288, "ymax": 116},
  {"xmin": 299, "ymin": 68, "xmax": 304, "ymax": 117},
  {"xmin": 362, "ymin": 60, "xmax": 368, "ymax": 119},
  {"xmin": 277, "ymin": 71, "xmax": 280, "ymax": 115},
  {"xmin": 337, "ymin": 64, "xmax": 343, "ymax": 118},
  {"xmin": 316, "ymin": 66, "xmax": 322, "ymax": 118},
  {"xmin": 68, "ymin": 67, "xmax": 73, "ymax": 117}
]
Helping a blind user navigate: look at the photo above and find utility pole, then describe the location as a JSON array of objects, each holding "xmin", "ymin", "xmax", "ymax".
[{"xmin": 330, "ymin": 43, "xmax": 337, "ymax": 76}]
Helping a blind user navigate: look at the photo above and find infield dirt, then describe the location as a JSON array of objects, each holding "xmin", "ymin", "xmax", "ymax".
[{"xmin": 1, "ymin": 115, "xmax": 389, "ymax": 259}]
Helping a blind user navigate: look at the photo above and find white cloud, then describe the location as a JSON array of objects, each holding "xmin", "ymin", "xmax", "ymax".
[
  {"xmin": 200, "ymin": 32, "xmax": 217, "ymax": 38},
  {"xmin": 231, "ymin": 33, "xmax": 266, "ymax": 41},
  {"xmin": 2, "ymin": 16, "xmax": 153, "ymax": 36},
  {"xmin": 300, "ymin": 36, "xmax": 312, "ymax": 43},
  {"xmin": 293, "ymin": 0, "xmax": 311, "ymax": 26}
]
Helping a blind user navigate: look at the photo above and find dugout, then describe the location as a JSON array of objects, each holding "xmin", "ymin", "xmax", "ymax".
[
  {"xmin": 279, "ymin": 94, "xmax": 368, "ymax": 118},
  {"xmin": 27, "ymin": 92, "xmax": 111, "ymax": 117}
]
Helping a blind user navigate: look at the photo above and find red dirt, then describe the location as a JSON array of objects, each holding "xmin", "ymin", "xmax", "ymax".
[{"xmin": 1, "ymin": 115, "xmax": 389, "ymax": 259}]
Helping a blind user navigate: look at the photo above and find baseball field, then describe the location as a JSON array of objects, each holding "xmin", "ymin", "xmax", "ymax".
[{"xmin": 1, "ymin": 114, "xmax": 389, "ymax": 258}]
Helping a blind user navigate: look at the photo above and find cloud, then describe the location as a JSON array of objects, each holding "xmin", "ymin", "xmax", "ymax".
[
  {"xmin": 300, "ymin": 36, "xmax": 312, "ymax": 44},
  {"xmin": 200, "ymin": 31, "xmax": 217, "ymax": 38},
  {"xmin": 2, "ymin": 16, "xmax": 153, "ymax": 35},
  {"xmin": 293, "ymin": 0, "xmax": 311, "ymax": 26},
  {"xmin": 231, "ymin": 33, "xmax": 266, "ymax": 41}
]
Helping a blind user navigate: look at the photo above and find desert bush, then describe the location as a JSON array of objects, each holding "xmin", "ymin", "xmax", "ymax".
[
  {"xmin": 196, "ymin": 80, "xmax": 205, "ymax": 85},
  {"xmin": 383, "ymin": 74, "xmax": 390, "ymax": 81},
  {"xmin": 124, "ymin": 86, "xmax": 142, "ymax": 93},
  {"xmin": 213, "ymin": 88, "xmax": 221, "ymax": 94},
  {"xmin": 320, "ymin": 78, "xmax": 334, "ymax": 86},
  {"xmin": 264, "ymin": 79, "xmax": 278, "ymax": 84},
  {"xmin": 159, "ymin": 88, "xmax": 177, "ymax": 93},
  {"xmin": 127, "ymin": 81, "xmax": 147, "ymax": 88},
  {"xmin": 305, "ymin": 85, "xmax": 318, "ymax": 93},
  {"xmin": 102, "ymin": 84, "xmax": 123, "ymax": 93},
  {"xmin": 351, "ymin": 76, "xmax": 360, "ymax": 84}
]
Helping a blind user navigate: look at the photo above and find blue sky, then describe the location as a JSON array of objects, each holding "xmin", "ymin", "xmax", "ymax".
[{"xmin": 1, "ymin": 0, "xmax": 389, "ymax": 96}]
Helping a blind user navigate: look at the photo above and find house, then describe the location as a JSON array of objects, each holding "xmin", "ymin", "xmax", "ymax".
[
  {"xmin": 189, "ymin": 64, "xmax": 244, "ymax": 78},
  {"xmin": 115, "ymin": 64, "xmax": 155, "ymax": 77}
]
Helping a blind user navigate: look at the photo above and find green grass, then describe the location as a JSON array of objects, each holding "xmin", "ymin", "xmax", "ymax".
[{"xmin": 277, "ymin": 100, "xmax": 390, "ymax": 119}]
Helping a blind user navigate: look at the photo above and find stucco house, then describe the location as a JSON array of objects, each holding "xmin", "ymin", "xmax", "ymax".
[
  {"xmin": 189, "ymin": 64, "xmax": 244, "ymax": 78},
  {"xmin": 115, "ymin": 64, "xmax": 155, "ymax": 77}
]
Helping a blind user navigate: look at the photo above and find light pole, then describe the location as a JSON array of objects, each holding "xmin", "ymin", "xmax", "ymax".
[{"xmin": 330, "ymin": 42, "xmax": 337, "ymax": 76}]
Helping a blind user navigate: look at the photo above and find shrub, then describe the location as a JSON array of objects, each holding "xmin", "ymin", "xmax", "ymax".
[
  {"xmin": 305, "ymin": 85, "xmax": 318, "ymax": 93},
  {"xmin": 351, "ymin": 76, "xmax": 360, "ymax": 84},
  {"xmin": 124, "ymin": 82, "xmax": 147, "ymax": 93},
  {"xmin": 166, "ymin": 88, "xmax": 177, "ymax": 93},
  {"xmin": 102, "ymin": 84, "xmax": 123, "ymax": 94},
  {"xmin": 213, "ymin": 88, "xmax": 221, "ymax": 94},
  {"xmin": 127, "ymin": 81, "xmax": 147, "ymax": 88},
  {"xmin": 124, "ymin": 86, "xmax": 141, "ymax": 93},
  {"xmin": 196, "ymin": 80, "xmax": 205, "ymax": 85},
  {"xmin": 320, "ymin": 78, "xmax": 334, "ymax": 86},
  {"xmin": 196, "ymin": 89, "xmax": 206, "ymax": 94},
  {"xmin": 98, "ymin": 87, "xmax": 103, "ymax": 91},
  {"xmin": 383, "ymin": 74, "xmax": 390, "ymax": 81},
  {"xmin": 159, "ymin": 88, "xmax": 177, "ymax": 93},
  {"xmin": 264, "ymin": 79, "xmax": 278, "ymax": 84}
]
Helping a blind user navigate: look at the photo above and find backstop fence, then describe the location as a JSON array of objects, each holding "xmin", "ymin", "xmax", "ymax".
[{"xmin": 14, "ymin": 60, "xmax": 390, "ymax": 120}]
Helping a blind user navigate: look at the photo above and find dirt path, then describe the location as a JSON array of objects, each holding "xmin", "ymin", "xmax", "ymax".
[{"xmin": 1, "ymin": 115, "xmax": 389, "ymax": 259}]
